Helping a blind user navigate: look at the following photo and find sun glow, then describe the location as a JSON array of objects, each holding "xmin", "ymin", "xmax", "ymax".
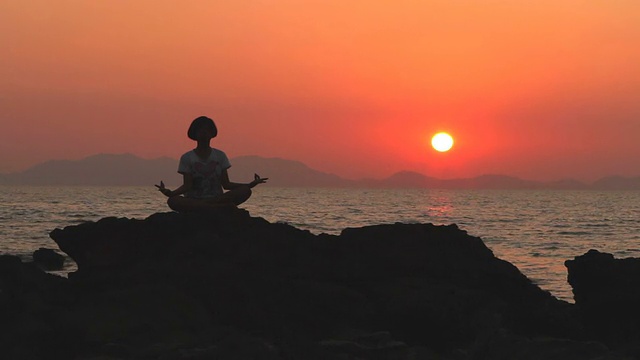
[{"xmin": 431, "ymin": 132, "xmax": 454, "ymax": 152}]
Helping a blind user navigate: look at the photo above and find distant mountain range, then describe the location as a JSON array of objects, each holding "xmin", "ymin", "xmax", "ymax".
[
  {"xmin": 0, "ymin": 153, "xmax": 639, "ymax": 190},
  {"xmin": 0, "ymin": 154, "xmax": 179, "ymax": 186}
]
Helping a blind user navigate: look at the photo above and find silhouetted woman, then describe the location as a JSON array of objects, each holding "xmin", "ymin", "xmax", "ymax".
[{"xmin": 156, "ymin": 116, "xmax": 267, "ymax": 212}]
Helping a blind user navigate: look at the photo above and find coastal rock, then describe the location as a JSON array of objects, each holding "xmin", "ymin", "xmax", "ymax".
[
  {"xmin": 0, "ymin": 255, "xmax": 76, "ymax": 359},
  {"xmin": 2, "ymin": 210, "xmax": 628, "ymax": 358},
  {"xmin": 472, "ymin": 331, "xmax": 630, "ymax": 360},
  {"xmin": 32, "ymin": 247, "xmax": 65, "ymax": 270},
  {"xmin": 47, "ymin": 210, "xmax": 581, "ymax": 356},
  {"xmin": 566, "ymin": 249, "xmax": 640, "ymax": 352}
]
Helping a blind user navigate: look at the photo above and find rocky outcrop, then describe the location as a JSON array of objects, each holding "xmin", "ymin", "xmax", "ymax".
[
  {"xmin": 0, "ymin": 255, "xmax": 75, "ymax": 359},
  {"xmin": 566, "ymin": 249, "xmax": 640, "ymax": 355},
  {"xmin": 0, "ymin": 210, "xmax": 631, "ymax": 359},
  {"xmin": 32, "ymin": 247, "xmax": 65, "ymax": 270}
]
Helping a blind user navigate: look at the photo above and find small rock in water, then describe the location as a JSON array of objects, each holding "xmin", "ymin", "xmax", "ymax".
[{"xmin": 32, "ymin": 248, "xmax": 65, "ymax": 270}]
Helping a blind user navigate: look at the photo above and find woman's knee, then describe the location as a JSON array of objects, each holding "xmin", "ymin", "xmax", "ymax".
[
  {"xmin": 167, "ymin": 196, "xmax": 181, "ymax": 211},
  {"xmin": 233, "ymin": 186, "xmax": 252, "ymax": 204}
]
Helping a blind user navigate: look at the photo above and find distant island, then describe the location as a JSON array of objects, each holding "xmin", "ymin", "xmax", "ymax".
[{"xmin": 0, "ymin": 153, "xmax": 639, "ymax": 190}]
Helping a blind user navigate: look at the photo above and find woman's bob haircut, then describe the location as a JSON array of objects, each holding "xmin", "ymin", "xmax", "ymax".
[{"xmin": 187, "ymin": 116, "xmax": 218, "ymax": 140}]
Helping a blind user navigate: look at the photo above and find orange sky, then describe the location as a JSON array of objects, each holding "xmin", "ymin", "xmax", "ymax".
[{"xmin": 1, "ymin": 0, "xmax": 639, "ymax": 181}]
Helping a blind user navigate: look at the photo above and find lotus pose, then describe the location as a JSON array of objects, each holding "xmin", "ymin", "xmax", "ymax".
[{"xmin": 156, "ymin": 116, "xmax": 267, "ymax": 212}]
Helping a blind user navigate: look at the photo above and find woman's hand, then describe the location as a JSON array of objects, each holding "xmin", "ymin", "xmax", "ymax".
[
  {"xmin": 155, "ymin": 180, "xmax": 173, "ymax": 197},
  {"xmin": 250, "ymin": 173, "xmax": 268, "ymax": 188}
]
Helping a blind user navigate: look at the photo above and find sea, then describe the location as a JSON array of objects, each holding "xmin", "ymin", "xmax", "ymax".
[{"xmin": 1, "ymin": 185, "xmax": 640, "ymax": 302}]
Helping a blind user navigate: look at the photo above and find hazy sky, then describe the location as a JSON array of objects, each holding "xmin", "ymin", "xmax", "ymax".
[{"xmin": 2, "ymin": 0, "xmax": 639, "ymax": 181}]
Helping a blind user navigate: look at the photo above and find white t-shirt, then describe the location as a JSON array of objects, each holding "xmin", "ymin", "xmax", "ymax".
[{"xmin": 177, "ymin": 148, "xmax": 231, "ymax": 199}]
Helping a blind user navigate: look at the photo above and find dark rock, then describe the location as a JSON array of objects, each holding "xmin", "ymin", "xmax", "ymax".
[
  {"xmin": 4, "ymin": 210, "xmax": 628, "ymax": 358},
  {"xmin": 566, "ymin": 249, "xmax": 640, "ymax": 350},
  {"xmin": 0, "ymin": 255, "xmax": 80, "ymax": 359},
  {"xmin": 319, "ymin": 330, "xmax": 408, "ymax": 358},
  {"xmin": 33, "ymin": 247, "xmax": 65, "ymax": 270},
  {"xmin": 46, "ymin": 211, "xmax": 579, "ymax": 355},
  {"xmin": 472, "ymin": 329, "xmax": 629, "ymax": 360}
]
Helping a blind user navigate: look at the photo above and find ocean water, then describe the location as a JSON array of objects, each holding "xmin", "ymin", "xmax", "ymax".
[{"xmin": 1, "ymin": 185, "xmax": 639, "ymax": 302}]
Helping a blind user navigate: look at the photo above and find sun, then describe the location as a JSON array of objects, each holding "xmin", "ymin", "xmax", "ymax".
[{"xmin": 431, "ymin": 132, "xmax": 454, "ymax": 152}]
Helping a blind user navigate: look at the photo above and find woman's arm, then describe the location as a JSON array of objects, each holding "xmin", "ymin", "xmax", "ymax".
[
  {"xmin": 220, "ymin": 169, "xmax": 267, "ymax": 190},
  {"xmin": 157, "ymin": 173, "xmax": 193, "ymax": 197}
]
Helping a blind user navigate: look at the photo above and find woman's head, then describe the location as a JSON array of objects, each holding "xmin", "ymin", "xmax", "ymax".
[{"xmin": 187, "ymin": 116, "xmax": 218, "ymax": 141}]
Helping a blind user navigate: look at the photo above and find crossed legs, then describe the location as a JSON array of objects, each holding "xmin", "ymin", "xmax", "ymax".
[{"xmin": 167, "ymin": 186, "xmax": 252, "ymax": 213}]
